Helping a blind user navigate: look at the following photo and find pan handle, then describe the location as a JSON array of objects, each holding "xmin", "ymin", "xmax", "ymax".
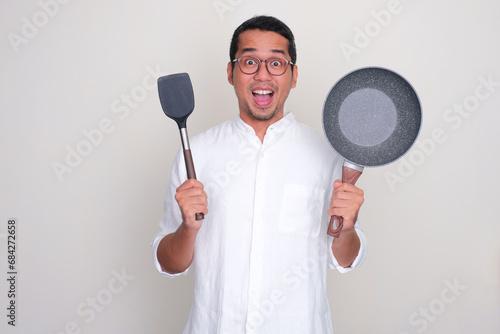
[
  {"xmin": 180, "ymin": 128, "xmax": 204, "ymax": 221},
  {"xmin": 327, "ymin": 162, "xmax": 363, "ymax": 238}
]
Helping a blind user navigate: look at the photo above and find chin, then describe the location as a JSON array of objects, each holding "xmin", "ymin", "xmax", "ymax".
[{"xmin": 249, "ymin": 108, "xmax": 279, "ymax": 121}]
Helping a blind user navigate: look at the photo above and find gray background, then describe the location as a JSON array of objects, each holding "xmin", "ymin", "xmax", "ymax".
[{"xmin": 1, "ymin": 0, "xmax": 499, "ymax": 333}]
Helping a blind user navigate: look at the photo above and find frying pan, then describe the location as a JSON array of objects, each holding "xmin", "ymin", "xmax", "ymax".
[
  {"xmin": 322, "ymin": 67, "xmax": 421, "ymax": 237},
  {"xmin": 158, "ymin": 73, "xmax": 204, "ymax": 220}
]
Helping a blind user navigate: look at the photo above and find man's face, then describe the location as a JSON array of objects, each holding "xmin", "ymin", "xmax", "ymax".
[{"xmin": 227, "ymin": 29, "xmax": 298, "ymax": 125}]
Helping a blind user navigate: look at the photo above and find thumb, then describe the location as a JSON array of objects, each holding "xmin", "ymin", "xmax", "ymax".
[{"xmin": 333, "ymin": 179, "xmax": 342, "ymax": 189}]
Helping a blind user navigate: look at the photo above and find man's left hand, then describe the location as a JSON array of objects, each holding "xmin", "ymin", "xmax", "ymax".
[{"xmin": 327, "ymin": 179, "xmax": 364, "ymax": 231}]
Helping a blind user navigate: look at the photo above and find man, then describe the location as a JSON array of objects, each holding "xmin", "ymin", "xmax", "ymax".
[{"xmin": 152, "ymin": 15, "xmax": 367, "ymax": 333}]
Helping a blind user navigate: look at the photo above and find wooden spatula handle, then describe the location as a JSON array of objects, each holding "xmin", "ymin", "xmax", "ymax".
[{"xmin": 180, "ymin": 129, "xmax": 204, "ymax": 221}]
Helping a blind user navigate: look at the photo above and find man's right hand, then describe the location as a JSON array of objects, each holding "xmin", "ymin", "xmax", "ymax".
[
  {"xmin": 174, "ymin": 179, "xmax": 208, "ymax": 229},
  {"xmin": 157, "ymin": 179, "xmax": 208, "ymax": 274}
]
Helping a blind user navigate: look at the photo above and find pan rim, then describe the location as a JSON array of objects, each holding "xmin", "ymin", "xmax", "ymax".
[{"xmin": 322, "ymin": 66, "xmax": 422, "ymax": 168}]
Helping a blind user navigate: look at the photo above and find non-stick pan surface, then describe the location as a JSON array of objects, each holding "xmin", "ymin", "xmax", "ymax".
[{"xmin": 323, "ymin": 67, "xmax": 421, "ymax": 167}]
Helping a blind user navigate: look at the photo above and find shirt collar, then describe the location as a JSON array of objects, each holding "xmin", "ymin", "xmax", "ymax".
[{"xmin": 234, "ymin": 112, "xmax": 296, "ymax": 136}]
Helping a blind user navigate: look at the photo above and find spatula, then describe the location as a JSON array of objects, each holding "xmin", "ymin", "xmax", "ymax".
[{"xmin": 158, "ymin": 73, "xmax": 204, "ymax": 220}]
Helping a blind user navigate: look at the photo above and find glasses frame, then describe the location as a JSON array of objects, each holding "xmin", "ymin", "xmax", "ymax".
[{"xmin": 232, "ymin": 55, "xmax": 294, "ymax": 76}]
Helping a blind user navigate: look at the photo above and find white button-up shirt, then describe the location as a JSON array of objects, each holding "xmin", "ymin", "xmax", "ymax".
[{"xmin": 152, "ymin": 113, "xmax": 367, "ymax": 333}]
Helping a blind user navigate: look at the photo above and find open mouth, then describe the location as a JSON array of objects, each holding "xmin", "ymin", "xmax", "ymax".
[{"xmin": 252, "ymin": 89, "xmax": 274, "ymax": 106}]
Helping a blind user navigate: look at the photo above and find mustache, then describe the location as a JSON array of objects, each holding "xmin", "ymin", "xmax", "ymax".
[{"xmin": 249, "ymin": 83, "xmax": 278, "ymax": 92}]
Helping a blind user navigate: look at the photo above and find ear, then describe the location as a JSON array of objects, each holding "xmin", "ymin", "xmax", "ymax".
[
  {"xmin": 291, "ymin": 64, "xmax": 298, "ymax": 89},
  {"xmin": 227, "ymin": 62, "xmax": 234, "ymax": 85}
]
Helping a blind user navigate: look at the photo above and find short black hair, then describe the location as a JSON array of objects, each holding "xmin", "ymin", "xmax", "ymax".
[{"xmin": 229, "ymin": 16, "xmax": 297, "ymax": 69}]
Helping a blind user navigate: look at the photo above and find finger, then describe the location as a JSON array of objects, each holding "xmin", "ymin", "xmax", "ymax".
[
  {"xmin": 176, "ymin": 179, "xmax": 204, "ymax": 192},
  {"xmin": 176, "ymin": 188, "xmax": 208, "ymax": 208},
  {"xmin": 329, "ymin": 192, "xmax": 363, "ymax": 212},
  {"xmin": 331, "ymin": 183, "xmax": 363, "ymax": 201},
  {"xmin": 333, "ymin": 179, "xmax": 342, "ymax": 189},
  {"xmin": 331, "ymin": 191, "xmax": 363, "ymax": 207},
  {"xmin": 184, "ymin": 204, "xmax": 208, "ymax": 219},
  {"xmin": 176, "ymin": 186, "xmax": 206, "ymax": 200},
  {"xmin": 176, "ymin": 179, "xmax": 206, "ymax": 200},
  {"xmin": 333, "ymin": 182, "xmax": 363, "ymax": 195},
  {"xmin": 329, "ymin": 191, "xmax": 364, "ymax": 215},
  {"xmin": 178, "ymin": 194, "xmax": 208, "ymax": 225},
  {"xmin": 328, "ymin": 205, "xmax": 357, "ymax": 217},
  {"xmin": 328, "ymin": 206, "xmax": 359, "ymax": 224}
]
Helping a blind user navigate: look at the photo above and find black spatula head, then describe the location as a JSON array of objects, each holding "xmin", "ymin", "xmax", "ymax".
[{"xmin": 158, "ymin": 73, "xmax": 194, "ymax": 128}]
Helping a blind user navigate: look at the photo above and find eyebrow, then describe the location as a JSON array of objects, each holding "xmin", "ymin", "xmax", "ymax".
[{"xmin": 240, "ymin": 47, "xmax": 286, "ymax": 56}]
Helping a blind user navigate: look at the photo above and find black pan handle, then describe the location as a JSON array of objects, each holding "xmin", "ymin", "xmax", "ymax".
[{"xmin": 327, "ymin": 162, "xmax": 363, "ymax": 237}]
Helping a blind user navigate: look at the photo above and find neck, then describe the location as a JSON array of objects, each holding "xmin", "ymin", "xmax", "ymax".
[{"xmin": 240, "ymin": 111, "xmax": 284, "ymax": 143}]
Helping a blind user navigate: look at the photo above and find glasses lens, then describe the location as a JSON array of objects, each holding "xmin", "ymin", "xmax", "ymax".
[
  {"xmin": 267, "ymin": 58, "xmax": 288, "ymax": 75},
  {"xmin": 239, "ymin": 56, "xmax": 260, "ymax": 74}
]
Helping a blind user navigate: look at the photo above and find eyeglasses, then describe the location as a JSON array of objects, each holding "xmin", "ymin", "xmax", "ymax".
[{"xmin": 232, "ymin": 55, "xmax": 294, "ymax": 76}]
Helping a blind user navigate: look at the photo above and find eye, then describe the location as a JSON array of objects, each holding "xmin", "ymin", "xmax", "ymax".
[
  {"xmin": 269, "ymin": 59, "xmax": 283, "ymax": 67},
  {"xmin": 244, "ymin": 58, "xmax": 258, "ymax": 66}
]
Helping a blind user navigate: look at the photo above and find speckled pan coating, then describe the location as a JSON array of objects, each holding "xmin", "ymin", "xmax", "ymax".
[{"xmin": 323, "ymin": 67, "xmax": 422, "ymax": 167}]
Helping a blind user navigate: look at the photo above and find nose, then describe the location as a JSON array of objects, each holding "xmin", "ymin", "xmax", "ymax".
[{"xmin": 253, "ymin": 61, "xmax": 272, "ymax": 81}]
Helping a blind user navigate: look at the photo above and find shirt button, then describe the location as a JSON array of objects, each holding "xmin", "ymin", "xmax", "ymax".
[{"xmin": 260, "ymin": 152, "xmax": 265, "ymax": 158}]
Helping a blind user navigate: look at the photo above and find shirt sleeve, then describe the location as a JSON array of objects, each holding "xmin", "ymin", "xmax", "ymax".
[
  {"xmin": 325, "ymin": 159, "xmax": 368, "ymax": 273},
  {"xmin": 151, "ymin": 148, "xmax": 190, "ymax": 277},
  {"xmin": 327, "ymin": 222, "xmax": 367, "ymax": 273}
]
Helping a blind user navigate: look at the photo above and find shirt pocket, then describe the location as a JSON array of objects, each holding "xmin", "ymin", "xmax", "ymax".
[{"xmin": 279, "ymin": 183, "xmax": 326, "ymax": 237}]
